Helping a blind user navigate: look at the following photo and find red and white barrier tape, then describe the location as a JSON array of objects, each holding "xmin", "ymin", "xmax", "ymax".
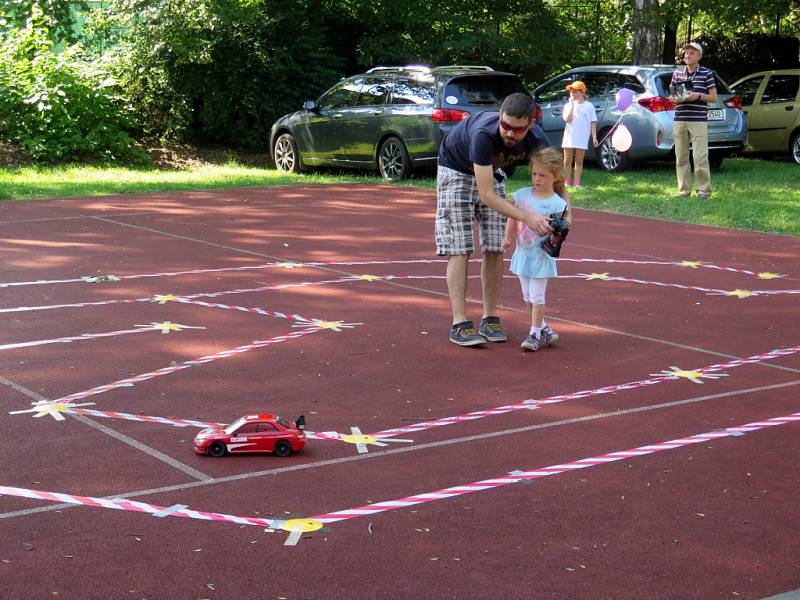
[
  {"xmin": 3, "ymin": 410, "xmax": 797, "ymax": 532},
  {"xmin": 0, "ymin": 257, "xmax": 785, "ymax": 289},
  {"xmin": 52, "ymin": 328, "xmax": 320, "ymax": 405},
  {"xmin": 0, "ymin": 486, "xmax": 279, "ymax": 528},
  {"xmin": 309, "ymin": 410, "xmax": 800, "ymax": 525},
  {"xmin": 370, "ymin": 345, "xmax": 800, "ymax": 439}
]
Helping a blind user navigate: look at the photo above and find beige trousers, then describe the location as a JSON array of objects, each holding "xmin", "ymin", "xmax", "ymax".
[{"xmin": 673, "ymin": 120, "xmax": 711, "ymax": 195}]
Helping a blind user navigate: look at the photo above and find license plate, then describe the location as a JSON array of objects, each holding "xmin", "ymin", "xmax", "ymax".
[{"xmin": 708, "ymin": 109, "xmax": 724, "ymax": 120}]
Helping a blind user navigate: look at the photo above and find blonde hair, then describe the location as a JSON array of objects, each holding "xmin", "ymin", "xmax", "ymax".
[{"xmin": 530, "ymin": 147, "xmax": 566, "ymax": 196}]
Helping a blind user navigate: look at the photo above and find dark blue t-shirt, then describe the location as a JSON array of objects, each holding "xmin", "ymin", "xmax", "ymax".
[{"xmin": 437, "ymin": 111, "xmax": 550, "ymax": 177}]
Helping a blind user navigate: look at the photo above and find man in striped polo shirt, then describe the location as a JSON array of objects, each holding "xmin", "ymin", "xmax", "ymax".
[{"xmin": 669, "ymin": 42, "xmax": 718, "ymax": 199}]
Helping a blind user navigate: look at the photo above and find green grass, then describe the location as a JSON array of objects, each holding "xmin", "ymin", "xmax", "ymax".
[
  {"xmin": 0, "ymin": 163, "xmax": 391, "ymax": 200},
  {"xmin": 1, "ymin": 157, "xmax": 797, "ymax": 236},
  {"xmin": 508, "ymin": 157, "xmax": 799, "ymax": 236}
]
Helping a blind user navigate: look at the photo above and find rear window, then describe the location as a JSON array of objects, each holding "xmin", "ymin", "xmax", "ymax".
[
  {"xmin": 443, "ymin": 75, "xmax": 528, "ymax": 107},
  {"xmin": 606, "ymin": 73, "xmax": 645, "ymax": 95}
]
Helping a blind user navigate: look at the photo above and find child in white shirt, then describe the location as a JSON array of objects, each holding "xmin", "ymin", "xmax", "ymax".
[{"xmin": 562, "ymin": 80, "xmax": 598, "ymax": 188}]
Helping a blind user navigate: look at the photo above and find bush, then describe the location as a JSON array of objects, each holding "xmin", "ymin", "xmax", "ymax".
[{"xmin": 0, "ymin": 3, "xmax": 146, "ymax": 163}]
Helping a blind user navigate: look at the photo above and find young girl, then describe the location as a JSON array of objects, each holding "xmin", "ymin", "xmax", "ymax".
[
  {"xmin": 561, "ymin": 81, "xmax": 598, "ymax": 188},
  {"xmin": 503, "ymin": 147, "xmax": 572, "ymax": 351}
]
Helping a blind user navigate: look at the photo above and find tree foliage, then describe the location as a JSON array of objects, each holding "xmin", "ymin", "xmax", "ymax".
[
  {"xmin": 1, "ymin": 0, "xmax": 88, "ymax": 43},
  {"xmin": 0, "ymin": 2, "xmax": 145, "ymax": 162},
  {"xmin": 3, "ymin": 0, "xmax": 799, "ymax": 159}
]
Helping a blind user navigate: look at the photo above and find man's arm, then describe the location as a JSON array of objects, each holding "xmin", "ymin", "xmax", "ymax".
[{"xmin": 474, "ymin": 165, "xmax": 552, "ymax": 235}]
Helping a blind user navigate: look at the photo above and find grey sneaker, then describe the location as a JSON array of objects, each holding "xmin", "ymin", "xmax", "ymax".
[
  {"xmin": 540, "ymin": 325, "xmax": 559, "ymax": 347},
  {"xmin": 520, "ymin": 334, "xmax": 540, "ymax": 352},
  {"xmin": 478, "ymin": 316, "xmax": 507, "ymax": 343},
  {"xmin": 450, "ymin": 321, "xmax": 486, "ymax": 347}
]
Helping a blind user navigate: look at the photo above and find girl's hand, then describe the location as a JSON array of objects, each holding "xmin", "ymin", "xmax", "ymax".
[{"xmin": 502, "ymin": 236, "xmax": 514, "ymax": 250}]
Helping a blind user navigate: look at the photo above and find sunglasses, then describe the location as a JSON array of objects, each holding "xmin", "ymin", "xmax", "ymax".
[{"xmin": 499, "ymin": 119, "xmax": 529, "ymax": 135}]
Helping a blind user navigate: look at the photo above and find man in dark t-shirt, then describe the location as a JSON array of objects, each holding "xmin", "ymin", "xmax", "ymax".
[
  {"xmin": 669, "ymin": 41, "xmax": 718, "ymax": 198},
  {"xmin": 434, "ymin": 93, "xmax": 568, "ymax": 347}
]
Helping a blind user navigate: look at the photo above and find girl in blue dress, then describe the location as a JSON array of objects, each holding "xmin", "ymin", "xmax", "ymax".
[{"xmin": 503, "ymin": 147, "xmax": 572, "ymax": 351}]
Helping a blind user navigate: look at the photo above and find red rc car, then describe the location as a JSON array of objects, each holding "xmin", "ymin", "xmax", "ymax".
[{"xmin": 194, "ymin": 414, "xmax": 306, "ymax": 458}]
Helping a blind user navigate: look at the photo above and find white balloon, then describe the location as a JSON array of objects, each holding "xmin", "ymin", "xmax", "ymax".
[{"xmin": 611, "ymin": 124, "xmax": 632, "ymax": 152}]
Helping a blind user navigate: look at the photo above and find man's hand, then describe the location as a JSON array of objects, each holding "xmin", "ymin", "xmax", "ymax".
[{"xmin": 523, "ymin": 210, "xmax": 553, "ymax": 236}]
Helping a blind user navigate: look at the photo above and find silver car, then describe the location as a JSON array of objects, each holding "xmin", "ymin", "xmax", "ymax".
[{"xmin": 532, "ymin": 65, "xmax": 748, "ymax": 171}]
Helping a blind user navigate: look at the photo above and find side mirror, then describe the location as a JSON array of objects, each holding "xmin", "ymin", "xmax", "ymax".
[
  {"xmin": 304, "ymin": 100, "xmax": 317, "ymax": 111},
  {"xmin": 296, "ymin": 415, "xmax": 306, "ymax": 430}
]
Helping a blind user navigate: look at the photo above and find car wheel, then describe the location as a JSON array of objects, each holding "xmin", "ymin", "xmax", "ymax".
[
  {"xmin": 377, "ymin": 136, "xmax": 412, "ymax": 180},
  {"xmin": 208, "ymin": 441, "xmax": 226, "ymax": 457},
  {"xmin": 273, "ymin": 133, "xmax": 302, "ymax": 174},
  {"xmin": 708, "ymin": 153, "xmax": 724, "ymax": 171},
  {"xmin": 598, "ymin": 130, "xmax": 631, "ymax": 172},
  {"xmin": 273, "ymin": 440, "xmax": 293, "ymax": 458},
  {"xmin": 791, "ymin": 131, "xmax": 800, "ymax": 165}
]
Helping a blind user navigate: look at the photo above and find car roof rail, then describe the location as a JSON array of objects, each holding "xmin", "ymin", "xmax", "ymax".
[
  {"xmin": 433, "ymin": 65, "xmax": 494, "ymax": 72},
  {"xmin": 366, "ymin": 65, "xmax": 432, "ymax": 74}
]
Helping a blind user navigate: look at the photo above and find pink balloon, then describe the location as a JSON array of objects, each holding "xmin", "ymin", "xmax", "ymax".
[
  {"xmin": 611, "ymin": 124, "xmax": 632, "ymax": 152},
  {"xmin": 615, "ymin": 87, "xmax": 634, "ymax": 111}
]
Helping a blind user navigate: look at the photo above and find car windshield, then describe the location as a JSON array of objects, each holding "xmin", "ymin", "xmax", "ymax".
[
  {"xmin": 443, "ymin": 75, "xmax": 528, "ymax": 107},
  {"xmin": 224, "ymin": 417, "xmax": 248, "ymax": 434},
  {"xmin": 276, "ymin": 417, "xmax": 290, "ymax": 428}
]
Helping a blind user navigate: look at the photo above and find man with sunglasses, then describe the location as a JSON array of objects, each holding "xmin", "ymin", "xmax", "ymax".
[{"xmin": 436, "ymin": 92, "xmax": 564, "ymax": 347}]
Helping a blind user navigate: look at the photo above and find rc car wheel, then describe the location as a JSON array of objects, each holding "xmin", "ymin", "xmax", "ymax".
[
  {"xmin": 273, "ymin": 440, "xmax": 293, "ymax": 458},
  {"xmin": 273, "ymin": 133, "xmax": 302, "ymax": 174},
  {"xmin": 208, "ymin": 441, "xmax": 227, "ymax": 457},
  {"xmin": 597, "ymin": 129, "xmax": 631, "ymax": 172},
  {"xmin": 377, "ymin": 136, "xmax": 412, "ymax": 180},
  {"xmin": 791, "ymin": 131, "xmax": 800, "ymax": 165}
]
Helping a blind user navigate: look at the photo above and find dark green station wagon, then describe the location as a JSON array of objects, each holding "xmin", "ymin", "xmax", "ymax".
[{"xmin": 269, "ymin": 65, "xmax": 532, "ymax": 180}]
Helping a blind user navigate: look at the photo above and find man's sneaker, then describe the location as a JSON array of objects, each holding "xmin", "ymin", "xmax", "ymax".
[
  {"xmin": 478, "ymin": 316, "xmax": 507, "ymax": 343},
  {"xmin": 520, "ymin": 334, "xmax": 540, "ymax": 351},
  {"xmin": 450, "ymin": 321, "xmax": 486, "ymax": 347},
  {"xmin": 540, "ymin": 325, "xmax": 560, "ymax": 347}
]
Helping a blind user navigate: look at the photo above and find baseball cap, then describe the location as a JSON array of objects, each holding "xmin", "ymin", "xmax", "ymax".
[
  {"xmin": 565, "ymin": 81, "xmax": 587, "ymax": 93},
  {"xmin": 684, "ymin": 42, "xmax": 703, "ymax": 54}
]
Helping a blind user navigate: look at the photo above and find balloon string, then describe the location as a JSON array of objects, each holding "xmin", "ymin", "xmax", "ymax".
[{"xmin": 596, "ymin": 114, "xmax": 624, "ymax": 147}]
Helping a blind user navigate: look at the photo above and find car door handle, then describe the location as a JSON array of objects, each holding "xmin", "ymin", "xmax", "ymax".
[
  {"xmin": 551, "ymin": 111, "xmax": 562, "ymax": 116},
  {"xmin": 333, "ymin": 113, "xmax": 344, "ymax": 119},
  {"xmin": 372, "ymin": 110, "xmax": 382, "ymax": 115},
  {"xmin": 785, "ymin": 106, "xmax": 794, "ymax": 111}
]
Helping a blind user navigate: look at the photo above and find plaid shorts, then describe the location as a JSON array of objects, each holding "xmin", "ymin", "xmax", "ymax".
[{"xmin": 435, "ymin": 166, "xmax": 507, "ymax": 255}]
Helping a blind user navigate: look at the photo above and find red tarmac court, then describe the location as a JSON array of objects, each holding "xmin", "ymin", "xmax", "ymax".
[{"xmin": 1, "ymin": 184, "xmax": 799, "ymax": 600}]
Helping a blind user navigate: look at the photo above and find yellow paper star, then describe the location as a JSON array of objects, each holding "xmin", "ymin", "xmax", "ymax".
[
  {"xmin": 277, "ymin": 261, "xmax": 301, "ymax": 269},
  {"xmin": 152, "ymin": 294, "xmax": 179, "ymax": 304},
  {"xmin": 725, "ymin": 289, "xmax": 755, "ymax": 299},
  {"xmin": 357, "ymin": 274, "xmax": 381, "ymax": 281},
  {"xmin": 292, "ymin": 318, "xmax": 361, "ymax": 332},
  {"xmin": 136, "ymin": 321, "xmax": 205, "ymax": 334},
  {"xmin": 678, "ymin": 261, "xmax": 704, "ymax": 268},
  {"xmin": 756, "ymin": 272, "xmax": 784, "ymax": 279},
  {"xmin": 9, "ymin": 400, "xmax": 95, "ymax": 421},
  {"xmin": 650, "ymin": 366, "xmax": 729, "ymax": 384},
  {"xmin": 583, "ymin": 272, "xmax": 611, "ymax": 281}
]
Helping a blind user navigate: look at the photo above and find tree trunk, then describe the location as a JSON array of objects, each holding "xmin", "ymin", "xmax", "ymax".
[
  {"xmin": 632, "ymin": 0, "xmax": 661, "ymax": 65},
  {"xmin": 662, "ymin": 20, "xmax": 678, "ymax": 64}
]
